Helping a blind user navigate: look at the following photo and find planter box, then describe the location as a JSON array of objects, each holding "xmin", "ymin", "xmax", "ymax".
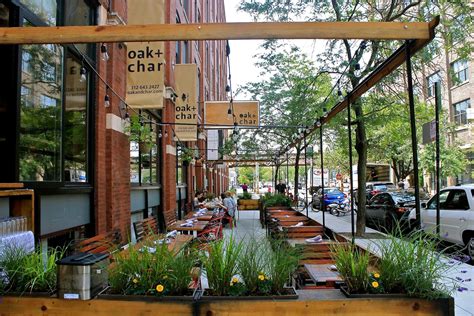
[
  {"xmin": 200, "ymin": 287, "xmax": 298, "ymax": 301},
  {"xmin": 238, "ymin": 199, "xmax": 259, "ymax": 210},
  {"xmin": 98, "ymin": 288, "xmax": 198, "ymax": 302},
  {"xmin": 0, "ymin": 294, "xmax": 454, "ymax": 315},
  {"xmin": 340, "ymin": 286, "xmax": 409, "ymax": 299}
]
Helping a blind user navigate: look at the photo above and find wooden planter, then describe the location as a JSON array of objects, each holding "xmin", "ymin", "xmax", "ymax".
[
  {"xmin": 201, "ymin": 287, "xmax": 298, "ymax": 300},
  {"xmin": 0, "ymin": 295, "xmax": 454, "ymax": 315},
  {"xmin": 238, "ymin": 199, "xmax": 260, "ymax": 210}
]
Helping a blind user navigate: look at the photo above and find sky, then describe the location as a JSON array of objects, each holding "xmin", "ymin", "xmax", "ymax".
[{"xmin": 224, "ymin": 0, "xmax": 326, "ymax": 97}]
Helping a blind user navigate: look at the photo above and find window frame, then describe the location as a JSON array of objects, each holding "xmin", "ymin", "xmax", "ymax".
[
  {"xmin": 451, "ymin": 59, "xmax": 469, "ymax": 86},
  {"xmin": 14, "ymin": 0, "xmax": 97, "ymax": 188},
  {"xmin": 453, "ymin": 99, "xmax": 470, "ymax": 126}
]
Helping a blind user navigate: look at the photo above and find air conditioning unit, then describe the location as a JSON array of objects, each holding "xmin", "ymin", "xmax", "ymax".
[{"xmin": 466, "ymin": 108, "xmax": 474, "ymax": 121}]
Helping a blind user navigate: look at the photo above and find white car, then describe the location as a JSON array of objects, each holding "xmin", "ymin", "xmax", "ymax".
[{"xmin": 408, "ymin": 185, "xmax": 474, "ymax": 257}]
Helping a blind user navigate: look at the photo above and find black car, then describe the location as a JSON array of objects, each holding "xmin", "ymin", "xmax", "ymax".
[{"xmin": 365, "ymin": 191, "xmax": 415, "ymax": 232}]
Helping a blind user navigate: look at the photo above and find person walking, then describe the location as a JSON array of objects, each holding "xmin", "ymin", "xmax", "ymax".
[
  {"xmin": 241, "ymin": 183, "xmax": 248, "ymax": 193},
  {"xmin": 223, "ymin": 191, "xmax": 237, "ymax": 228}
]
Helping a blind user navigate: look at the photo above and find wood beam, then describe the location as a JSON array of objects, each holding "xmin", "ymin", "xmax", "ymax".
[{"xmin": 0, "ymin": 22, "xmax": 431, "ymax": 45}]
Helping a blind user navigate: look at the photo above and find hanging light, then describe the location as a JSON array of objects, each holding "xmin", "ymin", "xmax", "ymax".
[
  {"xmin": 79, "ymin": 66, "xmax": 87, "ymax": 82},
  {"xmin": 158, "ymin": 130, "xmax": 163, "ymax": 138},
  {"xmin": 225, "ymin": 84, "xmax": 231, "ymax": 92},
  {"xmin": 164, "ymin": 129, "xmax": 168, "ymax": 138},
  {"xmin": 100, "ymin": 43, "xmax": 110, "ymax": 61},
  {"xmin": 227, "ymin": 106, "xmax": 232, "ymax": 119},
  {"xmin": 316, "ymin": 120, "xmax": 321, "ymax": 128},
  {"xmin": 337, "ymin": 87, "xmax": 343, "ymax": 97}
]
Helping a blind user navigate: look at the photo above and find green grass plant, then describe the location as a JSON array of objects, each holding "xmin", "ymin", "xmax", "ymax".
[
  {"xmin": 263, "ymin": 193, "xmax": 292, "ymax": 208},
  {"xmin": 201, "ymin": 235, "xmax": 243, "ymax": 296},
  {"xmin": 109, "ymin": 239, "xmax": 196, "ymax": 296},
  {"xmin": 330, "ymin": 242, "xmax": 370, "ymax": 294},
  {"xmin": 0, "ymin": 246, "xmax": 66, "ymax": 295},
  {"xmin": 376, "ymin": 228, "xmax": 456, "ymax": 299},
  {"xmin": 266, "ymin": 240, "xmax": 301, "ymax": 293},
  {"xmin": 238, "ymin": 237, "xmax": 269, "ymax": 294}
]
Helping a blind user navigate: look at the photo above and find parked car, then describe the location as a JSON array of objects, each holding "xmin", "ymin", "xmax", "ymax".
[
  {"xmin": 365, "ymin": 191, "xmax": 416, "ymax": 232},
  {"xmin": 354, "ymin": 182, "xmax": 397, "ymax": 205},
  {"xmin": 407, "ymin": 185, "xmax": 474, "ymax": 258},
  {"xmin": 312, "ymin": 188, "xmax": 346, "ymax": 210}
]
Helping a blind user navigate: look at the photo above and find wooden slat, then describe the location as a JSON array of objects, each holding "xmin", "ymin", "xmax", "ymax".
[
  {"xmin": 0, "ymin": 22, "xmax": 431, "ymax": 45},
  {"xmin": 0, "ymin": 183, "xmax": 24, "ymax": 189}
]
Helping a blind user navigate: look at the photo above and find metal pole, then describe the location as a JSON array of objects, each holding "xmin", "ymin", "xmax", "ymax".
[
  {"xmin": 347, "ymin": 102, "xmax": 355, "ymax": 244},
  {"xmin": 434, "ymin": 82, "xmax": 441, "ymax": 235},
  {"xmin": 286, "ymin": 153, "xmax": 289, "ymax": 190},
  {"xmin": 320, "ymin": 124, "xmax": 325, "ymax": 230},
  {"xmin": 304, "ymin": 132, "xmax": 309, "ymax": 217},
  {"xmin": 406, "ymin": 41, "xmax": 421, "ymax": 229}
]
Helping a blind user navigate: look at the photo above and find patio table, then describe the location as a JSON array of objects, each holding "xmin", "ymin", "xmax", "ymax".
[
  {"xmin": 185, "ymin": 211, "xmax": 215, "ymax": 221},
  {"xmin": 169, "ymin": 220, "xmax": 210, "ymax": 238},
  {"xmin": 117, "ymin": 234, "xmax": 193, "ymax": 260},
  {"xmin": 304, "ymin": 263, "xmax": 342, "ymax": 284}
]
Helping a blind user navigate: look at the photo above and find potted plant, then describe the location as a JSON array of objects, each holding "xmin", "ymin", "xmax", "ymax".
[
  {"xmin": 201, "ymin": 237, "xmax": 299, "ymax": 299},
  {"xmin": 104, "ymin": 242, "xmax": 199, "ymax": 300},
  {"xmin": 180, "ymin": 147, "xmax": 194, "ymax": 166},
  {"xmin": 124, "ymin": 115, "xmax": 154, "ymax": 153},
  {"xmin": 0, "ymin": 246, "xmax": 65, "ymax": 296},
  {"xmin": 331, "ymin": 229, "xmax": 457, "ymax": 300}
]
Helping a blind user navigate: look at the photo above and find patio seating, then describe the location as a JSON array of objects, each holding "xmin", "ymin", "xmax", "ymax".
[
  {"xmin": 133, "ymin": 216, "xmax": 159, "ymax": 242},
  {"xmin": 76, "ymin": 229, "xmax": 122, "ymax": 256}
]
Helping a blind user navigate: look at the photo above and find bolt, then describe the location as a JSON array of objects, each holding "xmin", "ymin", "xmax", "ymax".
[{"xmin": 404, "ymin": 25, "xmax": 408, "ymax": 29}]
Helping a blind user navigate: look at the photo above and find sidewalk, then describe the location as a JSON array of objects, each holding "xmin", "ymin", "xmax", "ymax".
[{"xmin": 306, "ymin": 209, "xmax": 474, "ymax": 316}]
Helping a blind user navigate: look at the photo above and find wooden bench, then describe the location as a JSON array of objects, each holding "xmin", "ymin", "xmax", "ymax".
[
  {"xmin": 133, "ymin": 216, "xmax": 159, "ymax": 242},
  {"xmin": 76, "ymin": 230, "xmax": 121, "ymax": 255}
]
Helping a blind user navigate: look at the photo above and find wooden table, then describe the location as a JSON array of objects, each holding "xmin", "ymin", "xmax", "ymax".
[
  {"xmin": 304, "ymin": 263, "xmax": 342, "ymax": 284},
  {"xmin": 185, "ymin": 211, "xmax": 215, "ymax": 221},
  {"xmin": 118, "ymin": 234, "xmax": 193, "ymax": 260},
  {"xmin": 169, "ymin": 220, "xmax": 210, "ymax": 237}
]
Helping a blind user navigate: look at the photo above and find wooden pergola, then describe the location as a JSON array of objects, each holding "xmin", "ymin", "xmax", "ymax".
[{"xmin": 0, "ymin": 17, "xmax": 440, "ymax": 237}]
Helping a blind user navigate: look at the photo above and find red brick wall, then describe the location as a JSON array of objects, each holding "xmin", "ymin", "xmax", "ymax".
[{"xmin": 95, "ymin": 0, "xmax": 130, "ymax": 241}]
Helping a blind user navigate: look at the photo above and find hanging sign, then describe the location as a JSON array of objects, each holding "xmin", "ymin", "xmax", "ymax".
[
  {"xmin": 204, "ymin": 101, "xmax": 259, "ymax": 128},
  {"xmin": 207, "ymin": 130, "xmax": 219, "ymax": 161},
  {"xmin": 174, "ymin": 64, "xmax": 198, "ymax": 141},
  {"xmin": 126, "ymin": 0, "xmax": 165, "ymax": 109}
]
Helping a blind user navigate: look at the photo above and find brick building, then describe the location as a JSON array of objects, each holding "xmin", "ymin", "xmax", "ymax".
[{"xmin": 0, "ymin": 0, "xmax": 229, "ymax": 246}]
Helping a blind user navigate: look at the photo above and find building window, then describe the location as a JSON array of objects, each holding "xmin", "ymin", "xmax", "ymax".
[
  {"xmin": 183, "ymin": 0, "xmax": 190, "ymax": 19},
  {"xmin": 453, "ymin": 99, "xmax": 470, "ymax": 125},
  {"xmin": 130, "ymin": 112, "xmax": 159, "ymax": 185},
  {"xmin": 426, "ymin": 72, "xmax": 440, "ymax": 98},
  {"xmin": 176, "ymin": 14, "xmax": 181, "ymax": 64},
  {"xmin": 451, "ymin": 59, "xmax": 468, "ymax": 85},
  {"xmin": 182, "ymin": 41, "xmax": 189, "ymax": 63},
  {"xmin": 17, "ymin": 1, "xmax": 95, "ymax": 183}
]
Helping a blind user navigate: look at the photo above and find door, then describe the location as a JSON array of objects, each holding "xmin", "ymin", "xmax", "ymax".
[
  {"xmin": 439, "ymin": 189, "xmax": 470, "ymax": 244},
  {"xmin": 423, "ymin": 190, "xmax": 450, "ymax": 234},
  {"xmin": 366, "ymin": 194, "xmax": 392, "ymax": 227}
]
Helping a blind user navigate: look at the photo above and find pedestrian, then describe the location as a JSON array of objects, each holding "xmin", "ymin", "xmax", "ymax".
[
  {"xmin": 241, "ymin": 183, "xmax": 248, "ymax": 193},
  {"xmin": 193, "ymin": 191, "xmax": 203, "ymax": 210},
  {"xmin": 223, "ymin": 191, "xmax": 237, "ymax": 227},
  {"xmin": 277, "ymin": 181, "xmax": 287, "ymax": 195}
]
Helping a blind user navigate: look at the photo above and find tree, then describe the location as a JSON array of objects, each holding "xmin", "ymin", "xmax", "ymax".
[
  {"xmin": 237, "ymin": 41, "xmax": 333, "ymax": 198},
  {"xmin": 238, "ymin": 0, "xmax": 472, "ymax": 235}
]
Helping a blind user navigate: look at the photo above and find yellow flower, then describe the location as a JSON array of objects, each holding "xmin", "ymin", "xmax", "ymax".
[
  {"xmin": 132, "ymin": 278, "xmax": 139, "ymax": 284},
  {"xmin": 156, "ymin": 284, "xmax": 164, "ymax": 292},
  {"xmin": 258, "ymin": 274, "xmax": 265, "ymax": 281},
  {"xmin": 372, "ymin": 281, "xmax": 379, "ymax": 288},
  {"xmin": 232, "ymin": 277, "xmax": 239, "ymax": 284},
  {"xmin": 373, "ymin": 273, "xmax": 380, "ymax": 279}
]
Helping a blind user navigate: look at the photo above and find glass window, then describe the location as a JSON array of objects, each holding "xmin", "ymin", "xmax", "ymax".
[
  {"xmin": 64, "ymin": 0, "xmax": 94, "ymax": 55},
  {"xmin": 19, "ymin": 43, "xmax": 63, "ymax": 181},
  {"xmin": 20, "ymin": 0, "xmax": 57, "ymax": 25},
  {"xmin": 64, "ymin": 55, "xmax": 88, "ymax": 182},
  {"xmin": 426, "ymin": 72, "xmax": 440, "ymax": 98},
  {"xmin": 451, "ymin": 59, "xmax": 469, "ymax": 85},
  {"xmin": 453, "ymin": 99, "xmax": 470, "ymax": 125},
  {"xmin": 183, "ymin": 0, "xmax": 190, "ymax": 18},
  {"xmin": 446, "ymin": 190, "xmax": 469, "ymax": 210},
  {"xmin": 130, "ymin": 112, "xmax": 159, "ymax": 185},
  {"xmin": 427, "ymin": 190, "xmax": 450, "ymax": 209}
]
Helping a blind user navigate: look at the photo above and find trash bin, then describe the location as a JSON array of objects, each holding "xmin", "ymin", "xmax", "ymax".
[{"xmin": 57, "ymin": 252, "xmax": 109, "ymax": 300}]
